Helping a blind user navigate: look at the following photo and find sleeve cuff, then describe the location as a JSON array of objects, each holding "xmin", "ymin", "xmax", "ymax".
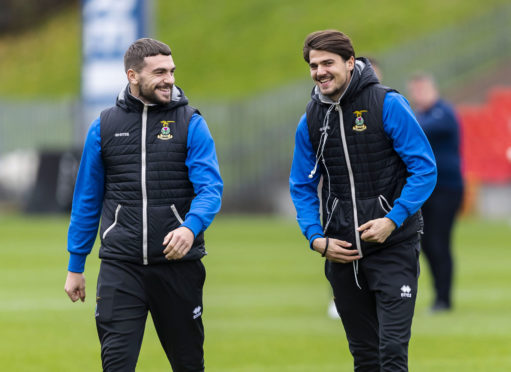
[
  {"xmin": 182, "ymin": 214, "xmax": 203, "ymax": 238},
  {"xmin": 309, "ymin": 234, "xmax": 324, "ymax": 250},
  {"xmin": 385, "ymin": 203, "xmax": 408, "ymax": 228},
  {"xmin": 68, "ymin": 253, "xmax": 87, "ymax": 273},
  {"xmin": 306, "ymin": 225, "xmax": 324, "ymax": 250}
]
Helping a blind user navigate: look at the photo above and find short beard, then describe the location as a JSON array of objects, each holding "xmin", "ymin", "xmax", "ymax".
[
  {"xmin": 318, "ymin": 85, "xmax": 343, "ymax": 102},
  {"xmin": 318, "ymin": 80, "xmax": 349, "ymax": 102},
  {"xmin": 139, "ymin": 84, "xmax": 172, "ymax": 105}
]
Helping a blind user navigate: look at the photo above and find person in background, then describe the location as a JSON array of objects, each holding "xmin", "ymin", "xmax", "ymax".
[
  {"xmin": 64, "ymin": 38, "xmax": 223, "ymax": 371},
  {"xmin": 367, "ymin": 57, "xmax": 382, "ymax": 82},
  {"xmin": 290, "ymin": 30, "xmax": 436, "ymax": 371},
  {"xmin": 408, "ymin": 73, "xmax": 464, "ymax": 313}
]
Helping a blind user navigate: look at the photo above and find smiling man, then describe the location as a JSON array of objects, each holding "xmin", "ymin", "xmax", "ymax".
[
  {"xmin": 64, "ymin": 38, "xmax": 223, "ymax": 371},
  {"xmin": 289, "ymin": 30, "xmax": 437, "ymax": 371}
]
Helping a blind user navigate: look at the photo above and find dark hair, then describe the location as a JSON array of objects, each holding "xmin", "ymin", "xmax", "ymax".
[
  {"xmin": 303, "ymin": 30, "xmax": 355, "ymax": 63},
  {"xmin": 124, "ymin": 38, "xmax": 172, "ymax": 72}
]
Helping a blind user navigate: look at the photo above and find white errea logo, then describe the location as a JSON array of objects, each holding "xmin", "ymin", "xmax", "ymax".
[
  {"xmin": 193, "ymin": 306, "xmax": 202, "ymax": 319},
  {"xmin": 400, "ymin": 285, "xmax": 412, "ymax": 298},
  {"xmin": 114, "ymin": 132, "xmax": 130, "ymax": 137}
]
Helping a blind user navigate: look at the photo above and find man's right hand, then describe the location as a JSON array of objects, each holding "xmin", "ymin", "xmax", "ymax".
[
  {"xmin": 64, "ymin": 271, "xmax": 86, "ymax": 302},
  {"xmin": 312, "ymin": 237, "xmax": 361, "ymax": 263}
]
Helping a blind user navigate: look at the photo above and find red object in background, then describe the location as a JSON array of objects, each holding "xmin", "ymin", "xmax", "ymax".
[{"xmin": 457, "ymin": 86, "xmax": 511, "ymax": 184}]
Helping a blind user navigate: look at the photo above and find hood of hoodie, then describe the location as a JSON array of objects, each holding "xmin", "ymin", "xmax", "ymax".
[
  {"xmin": 116, "ymin": 84, "xmax": 189, "ymax": 112},
  {"xmin": 310, "ymin": 57, "xmax": 380, "ymax": 106}
]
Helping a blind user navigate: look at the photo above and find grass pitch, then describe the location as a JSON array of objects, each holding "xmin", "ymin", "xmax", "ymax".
[{"xmin": 0, "ymin": 214, "xmax": 510, "ymax": 371}]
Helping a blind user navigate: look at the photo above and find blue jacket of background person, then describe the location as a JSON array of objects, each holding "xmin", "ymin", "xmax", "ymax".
[{"xmin": 414, "ymin": 99, "xmax": 464, "ymax": 191}]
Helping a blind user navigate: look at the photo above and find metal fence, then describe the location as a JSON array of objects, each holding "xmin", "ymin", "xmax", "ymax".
[
  {"xmin": 378, "ymin": 3, "xmax": 511, "ymax": 94},
  {"xmin": 199, "ymin": 80, "xmax": 310, "ymax": 212},
  {"xmin": 0, "ymin": 99, "xmax": 78, "ymax": 154},
  {"xmin": 1, "ymin": 4, "xmax": 510, "ymax": 212}
]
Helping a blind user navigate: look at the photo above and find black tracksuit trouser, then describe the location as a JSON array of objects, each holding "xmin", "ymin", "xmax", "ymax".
[
  {"xmin": 95, "ymin": 259, "xmax": 206, "ymax": 372},
  {"xmin": 421, "ymin": 186, "xmax": 463, "ymax": 307},
  {"xmin": 326, "ymin": 238, "xmax": 420, "ymax": 372}
]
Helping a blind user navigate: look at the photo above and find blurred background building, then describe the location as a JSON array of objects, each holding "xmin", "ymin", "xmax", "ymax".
[{"xmin": 0, "ymin": 0, "xmax": 510, "ymax": 217}]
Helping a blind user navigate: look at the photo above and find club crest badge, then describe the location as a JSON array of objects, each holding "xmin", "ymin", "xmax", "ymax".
[
  {"xmin": 353, "ymin": 110, "xmax": 368, "ymax": 132},
  {"xmin": 157, "ymin": 120, "xmax": 174, "ymax": 140}
]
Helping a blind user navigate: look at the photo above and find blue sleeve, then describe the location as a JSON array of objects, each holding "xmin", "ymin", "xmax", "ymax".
[
  {"xmin": 289, "ymin": 113, "xmax": 324, "ymax": 248},
  {"xmin": 182, "ymin": 113, "xmax": 223, "ymax": 237},
  {"xmin": 67, "ymin": 118, "xmax": 105, "ymax": 273},
  {"xmin": 382, "ymin": 92, "xmax": 437, "ymax": 227}
]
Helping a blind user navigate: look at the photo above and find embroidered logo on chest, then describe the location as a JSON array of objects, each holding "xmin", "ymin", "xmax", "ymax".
[
  {"xmin": 352, "ymin": 110, "xmax": 368, "ymax": 132},
  {"xmin": 157, "ymin": 120, "xmax": 175, "ymax": 140}
]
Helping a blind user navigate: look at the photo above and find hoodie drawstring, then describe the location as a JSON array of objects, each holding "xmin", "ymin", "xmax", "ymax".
[
  {"xmin": 309, "ymin": 103, "xmax": 336, "ymax": 218},
  {"xmin": 308, "ymin": 103, "xmax": 336, "ymax": 179},
  {"xmin": 353, "ymin": 261, "xmax": 362, "ymax": 289},
  {"xmin": 310, "ymin": 102, "xmax": 363, "ymax": 291}
]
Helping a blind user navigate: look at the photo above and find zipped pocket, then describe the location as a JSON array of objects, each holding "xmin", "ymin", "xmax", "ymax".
[
  {"xmin": 378, "ymin": 195, "xmax": 392, "ymax": 214},
  {"xmin": 170, "ymin": 204, "xmax": 184, "ymax": 224},
  {"xmin": 323, "ymin": 197, "xmax": 339, "ymax": 233},
  {"xmin": 103, "ymin": 204, "xmax": 121, "ymax": 239}
]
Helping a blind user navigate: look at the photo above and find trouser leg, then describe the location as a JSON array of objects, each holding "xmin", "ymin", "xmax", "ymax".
[
  {"xmin": 363, "ymin": 239, "xmax": 420, "ymax": 372},
  {"xmin": 326, "ymin": 260, "xmax": 380, "ymax": 372},
  {"xmin": 95, "ymin": 260, "xmax": 148, "ymax": 372},
  {"xmin": 422, "ymin": 188, "xmax": 462, "ymax": 306},
  {"xmin": 146, "ymin": 260, "xmax": 206, "ymax": 372}
]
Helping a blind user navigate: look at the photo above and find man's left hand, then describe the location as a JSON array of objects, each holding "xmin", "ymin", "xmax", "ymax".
[
  {"xmin": 357, "ymin": 217, "xmax": 396, "ymax": 243},
  {"xmin": 163, "ymin": 227, "xmax": 195, "ymax": 260}
]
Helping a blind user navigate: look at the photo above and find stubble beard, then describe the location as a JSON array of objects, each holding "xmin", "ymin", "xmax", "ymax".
[
  {"xmin": 319, "ymin": 82, "xmax": 345, "ymax": 102},
  {"xmin": 319, "ymin": 76, "xmax": 350, "ymax": 102},
  {"xmin": 139, "ymin": 83, "xmax": 172, "ymax": 105}
]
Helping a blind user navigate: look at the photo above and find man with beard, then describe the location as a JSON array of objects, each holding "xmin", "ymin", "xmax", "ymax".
[
  {"xmin": 64, "ymin": 38, "xmax": 223, "ymax": 371},
  {"xmin": 290, "ymin": 30, "xmax": 437, "ymax": 371}
]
